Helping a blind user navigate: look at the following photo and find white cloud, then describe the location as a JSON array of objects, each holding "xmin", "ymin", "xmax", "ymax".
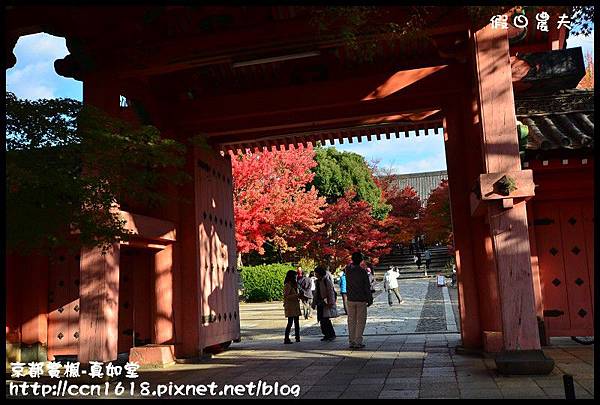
[
  {"xmin": 6, "ymin": 33, "xmax": 80, "ymax": 100},
  {"xmin": 6, "ymin": 61, "xmax": 57, "ymax": 99}
]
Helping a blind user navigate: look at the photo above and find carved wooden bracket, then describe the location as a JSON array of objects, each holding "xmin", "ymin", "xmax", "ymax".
[{"xmin": 470, "ymin": 170, "xmax": 535, "ymax": 216}]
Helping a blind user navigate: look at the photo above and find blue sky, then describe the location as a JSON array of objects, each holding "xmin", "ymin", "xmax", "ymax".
[{"xmin": 6, "ymin": 24, "xmax": 594, "ymax": 174}]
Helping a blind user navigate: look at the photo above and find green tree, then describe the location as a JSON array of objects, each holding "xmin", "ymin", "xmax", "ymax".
[
  {"xmin": 311, "ymin": 147, "xmax": 390, "ymax": 220},
  {"xmin": 6, "ymin": 92, "xmax": 189, "ymax": 254}
]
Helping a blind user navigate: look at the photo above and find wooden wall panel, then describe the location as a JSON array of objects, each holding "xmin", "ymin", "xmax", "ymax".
[
  {"xmin": 533, "ymin": 202, "xmax": 571, "ymax": 332},
  {"xmin": 558, "ymin": 202, "xmax": 593, "ymax": 333},
  {"xmin": 581, "ymin": 201, "xmax": 594, "ymax": 312},
  {"xmin": 47, "ymin": 250, "xmax": 80, "ymax": 360},
  {"xmin": 534, "ymin": 200, "xmax": 594, "ymax": 337}
]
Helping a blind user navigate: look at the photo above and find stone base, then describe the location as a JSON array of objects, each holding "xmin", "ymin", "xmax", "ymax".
[
  {"xmin": 495, "ymin": 350, "xmax": 555, "ymax": 375},
  {"xmin": 129, "ymin": 345, "xmax": 175, "ymax": 369},
  {"xmin": 17, "ymin": 343, "xmax": 47, "ymax": 363},
  {"xmin": 454, "ymin": 345, "xmax": 484, "ymax": 357}
]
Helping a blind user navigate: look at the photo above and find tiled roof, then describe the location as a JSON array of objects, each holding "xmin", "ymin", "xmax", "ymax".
[
  {"xmin": 515, "ymin": 89, "xmax": 594, "ymax": 153},
  {"xmin": 389, "ymin": 170, "xmax": 448, "ymax": 205}
]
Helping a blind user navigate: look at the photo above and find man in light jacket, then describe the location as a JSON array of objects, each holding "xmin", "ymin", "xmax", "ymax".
[
  {"xmin": 384, "ymin": 266, "xmax": 403, "ymax": 306},
  {"xmin": 345, "ymin": 251, "xmax": 373, "ymax": 349}
]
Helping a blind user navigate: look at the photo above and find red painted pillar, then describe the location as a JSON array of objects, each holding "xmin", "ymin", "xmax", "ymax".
[
  {"xmin": 78, "ymin": 244, "xmax": 120, "ymax": 363},
  {"xmin": 472, "ymin": 22, "xmax": 555, "ymax": 373},
  {"xmin": 78, "ymin": 74, "xmax": 123, "ymax": 363},
  {"xmin": 442, "ymin": 98, "xmax": 483, "ymax": 350},
  {"xmin": 473, "ymin": 24, "xmax": 542, "ymax": 353},
  {"xmin": 154, "ymin": 245, "xmax": 174, "ymax": 344}
]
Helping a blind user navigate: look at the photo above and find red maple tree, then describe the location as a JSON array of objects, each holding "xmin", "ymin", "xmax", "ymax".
[
  {"xmin": 230, "ymin": 145, "xmax": 326, "ymax": 255},
  {"xmin": 384, "ymin": 185, "xmax": 423, "ymax": 244},
  {"xmin": 302, "ymin": 191, "xmax": 391, "ymax": 271},
  {"xmin": 421, "ymin": 179, "xmax": 453, "ymax": 245}
]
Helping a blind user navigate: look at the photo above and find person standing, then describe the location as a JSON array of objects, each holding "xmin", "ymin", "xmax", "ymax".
[
  {"xmin": 283, "ymin": 270, "xmax": 301, "ymax": 344},
  {"xmin": 339, "ymin": 268, "xmax": 348, "ymax": 315},
  {"xmin": 384, "ymin": 266, "xmax": 403, "ymax": 306},
  {"xmin": 345, "ymin": 252, "xmax": 373, "ymax": 349},
  {"xmin": 296, "ymin": 266, "xmax": 303, "ymax": 282},
  {"xmin": 424, "ymin": 249, "xmax": 432, "ymax": 274},
  {"xmin": 312, "ymin": 266, "xmax": 337, "ymax": 341},
  {"xmin": 298, "ymin": 271, "xmax": 313, "ymax": 320}
]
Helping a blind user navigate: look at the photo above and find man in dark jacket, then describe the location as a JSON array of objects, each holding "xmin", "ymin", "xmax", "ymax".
[{"xmin": 345, "ymin": 251, "xmax": 373, "ymax": 349}]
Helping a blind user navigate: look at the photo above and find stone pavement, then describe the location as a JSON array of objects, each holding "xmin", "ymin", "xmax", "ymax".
[
  {"xmin": 241, "ymin": 278, "xmax": 457, "ymax": 341},
  {"xmin": 7, "ymin": 334, "xmax": 593, "ymax": 399},
  {"xmin": 6, "ymin": 280, "xmax": 593, "ymax": 399}
]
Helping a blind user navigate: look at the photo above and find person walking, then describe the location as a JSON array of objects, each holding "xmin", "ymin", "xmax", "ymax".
[
  {"xmin": 283, "ymin": 270, "xmax": 301, "ymax": 344},
  {"xmin": 345, "ymin": 252, "xmax": 373, "ymax": 349},
  {"xmin": 312, "ymin": 266, "xmax": 337, "ymax": 341},
  {"xmin": 414, "ymin": 252, "xmax": 422, "ymax": 271},
  {"xmin": 384, "ymin": 266, "xmax": 403, "ymax": 306},
  {"xmin": 339, "ymin": 268, "xmax": 348, "ymax": 315},
  {"xmin": 366, "ymin": 267, "xmax": 376, "ymax": 293},
  {"xmin": 298, "ymin": 271, "xmax": 313, "ymax": 320},
  {"xmin": 296, "ymin": 266, "xmax": 303, "ymax": 282},
  {"xmin": 424, "ymin": 248, "xmax": 432, "ymax": 276}
]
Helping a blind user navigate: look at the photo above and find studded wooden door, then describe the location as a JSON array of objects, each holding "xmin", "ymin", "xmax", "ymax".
[
  {"xmin": 195, "ymin": 147, "xmax": 241, "ymax": 349},
  {"xmin": 534, "ymin": 200, "xmax": 594, "ymax": 337},
  {"xmin": 47, "ymin": 250, "xmax": 80, "ymax": 360}
]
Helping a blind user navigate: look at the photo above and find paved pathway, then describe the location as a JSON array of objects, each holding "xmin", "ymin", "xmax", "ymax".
[
  {"xmin": 240, "ymin": 278, "xmax": 457, "ymax": 340},
  {"xmin": 7, "ymin": 280, "xmax": 593, "ymax": 399},
  {"xmin": 7, "ymin": 335, "xmax": 593, "ymax": 399}
]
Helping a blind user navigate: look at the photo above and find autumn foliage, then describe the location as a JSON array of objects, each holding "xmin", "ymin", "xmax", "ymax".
[
  {"xmin": 577, "ymin": 51, "xmax": 594, "ymax": 89},
  {"xmin": 421, "ymin": 179, "xmax": 453, "ymax": 245},
  {"xmin": 301, "ymin": 191, "xmax": 391, "ymax": 270},
  {"xmin": 230, "ymin": 145, "xmax": 326, "ymax": 255}
]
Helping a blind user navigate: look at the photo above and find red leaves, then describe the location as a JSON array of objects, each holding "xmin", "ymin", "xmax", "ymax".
[
  {"xmin": 231, "ymin": 145, "xmax": 326, "ymax": 254},
  {"xmin": 421, "ymin": 179, "xmax": 452, "ymax": 244},
  {"xmin": 381, "ymin": 185, "xmax": 423, "ymax": 245},
  {"xmin": 302, "ymin": 191, "xmax": 391, "ymax": 270}
]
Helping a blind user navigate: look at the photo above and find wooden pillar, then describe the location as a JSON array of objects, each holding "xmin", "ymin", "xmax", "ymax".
[
  {"xmin": 442, "ymin": 99, "xmax": 482, "ymax": 349},
  {"xmin": 473, "ymin": 24, "xmax": 541, "ymax": 352},
  {"xmin": 78, "ymin": 244, "xmax": 120, "ymax": 363},
  {"xmin": 154, "ymin": 245, "xmax": 174, "ymax": 344}
]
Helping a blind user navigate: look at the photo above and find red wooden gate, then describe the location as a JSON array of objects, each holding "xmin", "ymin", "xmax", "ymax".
[
  {"xmin": 533, "ymin": 200, "xmax": 594, "ymax": 337},
  {"xmin": 195, "ymin": 147, "xmax": 241, "ymax": 349},
  {"xmin": 47, "ymin": 250, "xmax": 80, "ymax": 360}
]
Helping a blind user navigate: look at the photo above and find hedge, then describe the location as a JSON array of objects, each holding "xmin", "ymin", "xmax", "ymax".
[{"xmin": 239, "ymin": 263, "xmax": 293, "ymax": 302}]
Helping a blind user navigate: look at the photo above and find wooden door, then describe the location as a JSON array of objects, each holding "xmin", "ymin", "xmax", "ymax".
[
  {"xmin": 118, "ymin": 248, "xmax": 153, "ymax": 354},
  {"xmin": 534, "ymin": 200, "xmax": 594, "ymax": 337},
  {"xmin": 47, "ymin": 250, "xmax": 80, "ymax": 360},
  {"xmin": 195, "ymin": 147, "xmax": 241, "ymax": 349}
]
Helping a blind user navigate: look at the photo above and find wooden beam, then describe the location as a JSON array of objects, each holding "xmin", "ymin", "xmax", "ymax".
[
  {"xmin": 474, "ymin": 23, "xmax": 541, "ymax": 352},
  {"xmin": 478, "ymin": 170, "xmax": 535, "ymax": 201},
  {"xmin": 175, "ymin": 64, "xmax": 465, "ymax": 133},
  {"xmin": 119, "ymin": 211, "xmax": 177, "ymax": 242}
]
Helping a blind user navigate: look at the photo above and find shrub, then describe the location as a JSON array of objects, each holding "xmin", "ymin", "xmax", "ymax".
[{"xmin": 239, "ymin": 263, "xmax": 293, "ymax": 302}]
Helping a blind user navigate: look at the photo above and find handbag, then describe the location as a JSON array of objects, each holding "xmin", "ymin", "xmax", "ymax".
[{"xmin": 327, "ymin": 304, "xmax": 339, "ymax": 318}]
